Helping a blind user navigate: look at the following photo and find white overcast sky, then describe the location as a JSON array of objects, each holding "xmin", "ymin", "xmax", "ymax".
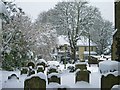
[{"xmin": 13, "ymin": 0, "xmax": 114, "ymax": 24}]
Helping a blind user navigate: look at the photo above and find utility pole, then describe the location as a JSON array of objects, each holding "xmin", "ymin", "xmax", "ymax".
[
  {"xmin": 88, "ymin": 34, "xmax": 91, "ymax": 62},
  {"xmin": 64, "ymin": 44, "xmax": 67, "ymax": 69}
]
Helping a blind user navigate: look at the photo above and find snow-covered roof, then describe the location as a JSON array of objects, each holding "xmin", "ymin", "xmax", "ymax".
[
  {"xmin": 57, "ymin": 35, "xmax": 96, "ymax": 47},
  {"xmin": 0, "ymin": 1, "xmax": 8, "ymax": 15},
  {"xmin": 77, "ymin": 36, "xmax": 96, "ymax": 46},
  {"xmin": 57, "ymin": 35, "xmax": 70, "ymax": 46}
]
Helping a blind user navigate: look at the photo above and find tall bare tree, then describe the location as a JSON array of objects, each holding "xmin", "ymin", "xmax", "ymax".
[{"xmin": 37, "ymin": 1, "xmax": 102, "ymax": 62}]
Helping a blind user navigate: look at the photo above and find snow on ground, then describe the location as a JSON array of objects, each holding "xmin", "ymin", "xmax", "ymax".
[
  {"xmin": 1, "ymin": 61, "xmax": 117, "ymax": 89},
  {"xmin": 0, "ymin": 70, "xmax": 2, "ymax": 90}
]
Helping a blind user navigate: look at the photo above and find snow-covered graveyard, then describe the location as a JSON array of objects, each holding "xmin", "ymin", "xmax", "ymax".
[{"xmin": 0, "ymin": 58, "xmax": 120, "ymax": 90}]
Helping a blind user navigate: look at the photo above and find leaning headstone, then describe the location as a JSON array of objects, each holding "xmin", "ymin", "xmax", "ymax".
[
  {"xmin": 24, "ymin": 72, "xmax": 46, "ymax": 90},
  {"xmin": 20, "ymin": 67, "xmax": 28, "ymax": 75},
  {"xmin": 75, "ymin": 69, "xmax": 91, "ymax": 83},
  {"xmin": 48, "ymin": 73, "xmax": 61, "ymax": 84},
  {"xmin": 37, "ymin": 65, "xmax": 44, "ymax": 73}
]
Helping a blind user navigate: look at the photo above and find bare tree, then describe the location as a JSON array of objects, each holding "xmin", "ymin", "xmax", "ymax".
[{"xmin": 38, "ymin": 1, "xmax": 102, "ymax": 62}]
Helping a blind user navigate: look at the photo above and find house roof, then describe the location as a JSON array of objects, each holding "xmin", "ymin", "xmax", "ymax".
[
  {"xmin": 57, "ymin": 35, "xmax": 70, "ymax": 46},
  {"xmin": 57, "ymin": 35, "xmax": 96, "ymax": 47},
  {"xmin": 77, "ymin": 36, "xmax": 96, "ymax": 46}
]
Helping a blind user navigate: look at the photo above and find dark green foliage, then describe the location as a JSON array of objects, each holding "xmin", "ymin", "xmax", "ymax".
[
  {"xmin": 1, "ymin": 1, "xmax": 31, "ymax": 70},
  {"xmin": 2, "ymin": 30, "xmax": 29, "ymax": 70}
]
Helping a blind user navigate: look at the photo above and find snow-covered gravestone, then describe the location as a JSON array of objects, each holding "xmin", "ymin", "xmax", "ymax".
[
  {"xmin": 3, "ymin": 74, "xmax": 21, "ymax": 88},
  {"xmin": 75, "ymin": 62, "xmax": 87, "ymax": 71},
  {"xmin": 75, "ymin": 69, "xmax": 91, "ymax": 83},
  {"xmin": 101, "ymin": 73, "xmax": 120, "ymax": 90},
  {"xmin": 48, "ymin": 73, "xmax": 61, "ymax": 84},
  {"xmin": 20, "ymin": 67, "xmax": 28, "ymax": 75},
  {"xmin": 27, "ymin": 61, "xmax": 35, "ymax": 69},
  {"xmin": 99, "ymin": 60, "xmax": 119, "ymax": 74},
  {"xmin": 36, "ymin": 59, "xmax": 47, "ymax": 70},
  {"xmin": 24, "ymin": 72, "xmax": 46, "ymax": 90},
  {"xmin": 8, "ymin": 74, "xmax": 19, "ymax": 80},
  {"xmin": 37, "ymin": 65, "xmax": 44, "ymax": 73},
  {"xmin": 47, "ymin": 65, "xmax": 58, "ymax": 75}
]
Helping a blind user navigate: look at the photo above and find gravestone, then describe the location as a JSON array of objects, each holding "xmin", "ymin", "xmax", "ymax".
[
  {"xmin": 3, "ymin": 74, "xmax": 20, "ymax": 88},
  {"xmin": 36, "ymin": 62, "xmax": 46, "ymax": 70},
  {"xmin": 24, "ymin": 72, "xmax": 46, "ymax": 90},
  {"xmin": 47, "ymin": 65, "xmax": 58, "ymax": 75},
  {"xmin": 8, "ymin": 74, "xmax": 19, "ymax": 80},
  {"xmin": 36, "ymin": 59, "xmax": 47, "ymax": 70},
  {"xmin": 27, "ymin": 61, "xmax": 35, "ymax": 69},
  {"xmin": 37, "ymin": 65, "xmax": 44, "ymax": 73},
  {"xmin": 48, "ymin": 73, "xmax": 61, "ymax": 84},
  {"xmin": 75, "ymin": 63, "xmax": 87, "ymax": 71},
  {"xmin": 75, "ymin": 70, "xmax": 91, "ymax": 83}
]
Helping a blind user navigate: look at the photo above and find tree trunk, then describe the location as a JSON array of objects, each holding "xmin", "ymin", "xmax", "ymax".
[{"xmin": 71, "ymin": 48, "xmax": 76, "ymax": 64}]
